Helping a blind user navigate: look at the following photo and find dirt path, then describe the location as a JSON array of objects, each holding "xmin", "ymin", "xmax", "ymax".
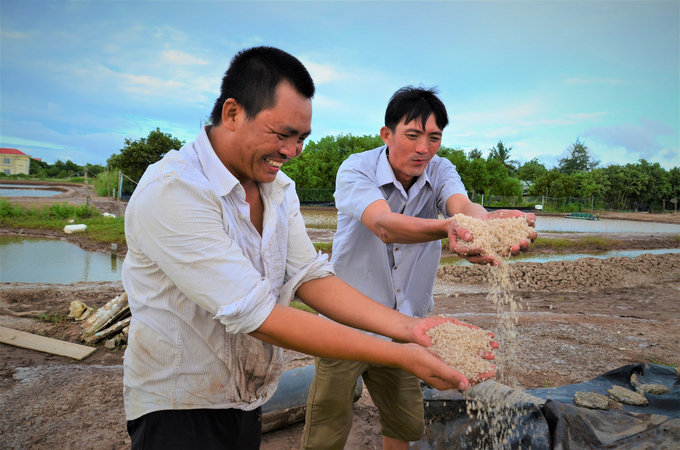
[{"xmin": 1, "ymin": 184, "xmax": 680, "ymax": 449}]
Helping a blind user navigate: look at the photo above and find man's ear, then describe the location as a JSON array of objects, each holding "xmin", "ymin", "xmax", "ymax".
[
  {"xmin": 380, "ymin": 126, "xmax": 392, "ymax": 146},
  {"xmin": 221, "ymin": 98, "xmax": 242, "ymax": 132}
]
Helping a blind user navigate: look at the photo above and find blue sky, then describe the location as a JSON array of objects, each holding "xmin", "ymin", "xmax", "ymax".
[{"xmin": 1, "ymin": 0, "xmax": 678, "ymax": 171}]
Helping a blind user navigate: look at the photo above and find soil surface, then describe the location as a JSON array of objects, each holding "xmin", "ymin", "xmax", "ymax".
[{"xmin": 1, "ymin": 183, "xmax": 680, "ymax": 450}]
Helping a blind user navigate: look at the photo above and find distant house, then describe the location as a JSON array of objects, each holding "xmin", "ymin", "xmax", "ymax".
[{"xmin": 0, "ymin": 148, "xmax": 31, "ymax": 175}]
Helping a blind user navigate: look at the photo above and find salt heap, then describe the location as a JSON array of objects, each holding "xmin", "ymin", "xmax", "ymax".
[
  {"xmin": 426, "ymin": 322, "xmax": 495, "ymax": 381},
  {"xmin": 452, "ymin": 213, "xmax": 534, "ymax": 261}
]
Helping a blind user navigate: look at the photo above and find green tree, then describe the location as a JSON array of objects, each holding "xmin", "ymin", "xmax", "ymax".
[
  {"xmin": 602, "ymin": 164, "xmax": 649, "ymax": 209},
  {"xmin": 528, "ymin": 168, "xmax": 561, "ymax": 197},
  {"xmin": 487, "ymin": 141, "xmax": 518, "ymax": 175},
  {"xmin": 486, "ymin": 158, "xmax": 521, "ymax": 196},
  {"xmin": 579, "ymin": 168, "xmax": 610, "ymax": 200},
  {"xmin": 549, "ymin": 172, "xmax": 581, "ymax": 198},
  {"xmin": 281, "ymin": 134, "xmax": 383, "ymax": 189},
  {"xmin": 437, "ymin": 147, "xmax": 468, "ymax": 175},
  {"xmin": 467, "ymin": 148, "xmax": 483, "ymax": 160},
  {"xmin": 558, "ymin": 139, "xmax": 600, "ymax": 174},
  {"xmin": 517, "ymin": 158, "xmax": 547, "ymax": 182},
  {"xmin": 462, "ymin": 157, "xmax": 489, "ymax": 198},
  {"xmin": 30, "ymin": 159, "xmax": 49, "ymax": 176},
  {"xmin": 108, "ymin": 128, "xmax": 184, "ymax": 192},
  {"xmin": 669, "ymin": 167, "xmax": 680, "ymax": 199}
]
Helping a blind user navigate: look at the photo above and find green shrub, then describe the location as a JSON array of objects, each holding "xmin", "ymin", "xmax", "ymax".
[
  {"xmin": 93, "ymin": 171, "xmax": 121, "ymax": 197},
  {"xmin": 42, "ymin": 202, "xmax": 99, "ymax": 219},
  {"xmin": 290, "ymin": 301, "xmax": 317, "ymax": 314},
  {"xmin": 313, "ymin": 242, "xmax": 333, "ymax": 254},
  {"xmin": 0, "ymin": 199, "xmax": 26, "ymax": 218}
]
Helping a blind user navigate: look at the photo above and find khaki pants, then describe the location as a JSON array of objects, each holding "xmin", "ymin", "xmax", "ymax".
[{"xmin": 301, "ymin": 358, "xmax": 425, "ymax": 450}]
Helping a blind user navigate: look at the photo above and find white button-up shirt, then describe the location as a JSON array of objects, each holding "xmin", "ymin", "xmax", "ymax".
[
  {"xmin": 122, "ymin": 126, "xmax": 334, "ymax": 420},
  {"xmin": 331, "ymin": 145, "xmax": 466, "ymax": 329}
]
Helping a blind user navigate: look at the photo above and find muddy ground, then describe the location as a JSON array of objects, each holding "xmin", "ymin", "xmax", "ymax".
[{"xmin": 1, "ymin": 182, "xmax": 680, "ymax": 449}]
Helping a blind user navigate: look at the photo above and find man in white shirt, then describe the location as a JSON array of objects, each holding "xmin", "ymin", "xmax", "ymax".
[
  {"xmin": 302, "ymin": 86, "xmax": 536, "ymax": 450},
  {"xmin": 123, "ymin": 47, "xmax": 496, "ymax": 450}
]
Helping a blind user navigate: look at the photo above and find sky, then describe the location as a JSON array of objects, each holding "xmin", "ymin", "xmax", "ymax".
[{"xmin": 1, "ymin": 0, "xmax": 678, "ymax": 171}]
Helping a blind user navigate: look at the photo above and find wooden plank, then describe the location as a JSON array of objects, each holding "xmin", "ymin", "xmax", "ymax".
[{"xmin": 0, "ymin": 326, "xmax": 97, "ymax": 360}]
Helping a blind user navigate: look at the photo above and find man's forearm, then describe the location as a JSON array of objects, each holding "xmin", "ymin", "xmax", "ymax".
[
  {"xmin": 446, "ymin": 193, "xmax": 487, "ymax": 217},
  {"xmin": 295, "ymin": 275, "xmax": 416, "ymax": 341},
  {"xmin": 250, "ymin": 302, "xmax": 408, "ymax": 366}
]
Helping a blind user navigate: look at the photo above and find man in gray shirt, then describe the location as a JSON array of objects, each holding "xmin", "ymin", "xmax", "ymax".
[{"xmin": 302, "ymin": 86, "xmax": 535, "ymax": 450}]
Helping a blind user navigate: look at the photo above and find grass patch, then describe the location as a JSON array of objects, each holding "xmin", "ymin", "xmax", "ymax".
[
  {"xmin": 290, "ymin": 300, "xmax": 317, "ymax": 314},
  {"xmin": 577, "ymin": 236, "xmax": 622, "ymax": 250},
  {"xmin": 313, "ymin": 242, "xmax": 333, "ymax": 254},
  {"xmin": 80, "ymin": 217, "xmax": 126, "ymax": 244},
  {"xmin": 532, "ymin": 236, "xmax": 622, "ymax": 251},
  {"xmin": 532, "ymin": 237, "xmax": 573, "ymax": 249},
  {"xmin": 0, "ymin": 198, "xmax": 126, "ymax": 245},
  {"xmin": 648, "ymin": 356, "xmax": 678, "ymax": 368},
  {"xmin": 37, "ymin": 312, "xmax": 69, "ymax": 324},
  {"xmin": 673, "ymin": 235, "xmax": 680, "ymax": 243}
]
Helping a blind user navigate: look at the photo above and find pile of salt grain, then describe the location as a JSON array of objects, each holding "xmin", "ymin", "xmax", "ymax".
[
  {"xmin": 426, "ymin": 322, "xmax": 495, "ymax": 381},
  {"xmin": 452, "ymin": 213, "xmax": 534, "ymax": 261}
]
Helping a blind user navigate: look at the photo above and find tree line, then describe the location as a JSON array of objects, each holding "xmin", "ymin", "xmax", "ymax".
[
  {"xmin": 78, "ymin": 130, "xmax": 680, "ymax": 212},
  {"xmin": 11, "ymin": 128, "xmax": 679, "ymax": 212}
]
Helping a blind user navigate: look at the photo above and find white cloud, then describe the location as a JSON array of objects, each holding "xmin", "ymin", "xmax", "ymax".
[
  {"xmin": 485, "ymin": 126, "xmax": 520, "ymax": 139},
  {"xmin": 583, "ymin": 118, "xmax": 677, "ymax": 160},
  {"xmin": 564, "ymin": 112, "xmax": 608, "ymax": 121},
  {"xmin": 0, "ymin": 135, "xmax": 65, "ymax": 151},
  {"xmin": 564, "ymin": 77, "xmax": 629, "ymax": 85},
  {"xmin": 163, "ymin": 50, "xmax": 209, "ymax": 65},
  {"xmin": 301, "ymin": 61, "xmax": 345, "ymax": 85},
  {"xmin": 1, "ymin": 30, "xmax": 30, "ymax": 39}
]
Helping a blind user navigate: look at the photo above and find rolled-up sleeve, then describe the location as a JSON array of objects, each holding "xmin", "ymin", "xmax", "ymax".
[
  {"xmin": 127, "ymin": 176, "xmax": 277, "ymax": 335},
  {"xmin": 432, "ymin": 157, "xmax": 467, "ymax": 217},
  {"xmin": 280, "ymin": 187, "xmax": 334, "ymax": 306},
  {"xmin": 334, "ymin": 158, "xmax": 386, "ymax": 222}
]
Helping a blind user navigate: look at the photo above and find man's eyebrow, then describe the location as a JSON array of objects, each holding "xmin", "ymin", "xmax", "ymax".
[
  {"xmin": 404, "ymin": 126, "xmax": 442, "ymax": 136},
  {"xmin": 276, "ymin": 126, "xmax": 312, "ymax": 137}
]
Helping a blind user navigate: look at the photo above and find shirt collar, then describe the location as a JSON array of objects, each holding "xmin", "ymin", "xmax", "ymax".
[
  {"xmin": 195, "ymin": 125, "xmax": 291, "ymax": 204},
  {"xmin": 376, "ymin": 145, "xmax": 432, "ymax": 193}
]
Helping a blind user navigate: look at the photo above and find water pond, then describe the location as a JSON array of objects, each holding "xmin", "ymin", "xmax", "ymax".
[
  {"xmin": 0, "ymin": 186, "xmax": 62, "ymax": 197},
  {"xmin": 440, "ymin": 248, "xmax": 680, "ymax": 266},
  {"xmin": 0, "ymin": 236, "xmax": 123, "ymax": 283},
  {"xmin": 301, "ymin": 209, "xmax": 680, "ymax": 234}
]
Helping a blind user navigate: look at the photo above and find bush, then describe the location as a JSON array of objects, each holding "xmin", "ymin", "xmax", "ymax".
[
  {"xmin": 0, "ymin": 199, "xmax": 26, "ymax": 218},
  {"xmin": 42, "ymin": 202, "xmax": 99, "ymax": 219},
  {"xmin": 93, "ymin": 171, "xmax": 121, "ymax": 197}
]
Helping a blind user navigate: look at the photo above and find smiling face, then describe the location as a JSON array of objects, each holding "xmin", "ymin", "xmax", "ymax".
[
  {"xmin": 218, "ymin": 81, "xmax": 312, "ymax": 185},
  {"xmin": 380, "ymin": 113, "xmax": 443, "ymax": 190}
]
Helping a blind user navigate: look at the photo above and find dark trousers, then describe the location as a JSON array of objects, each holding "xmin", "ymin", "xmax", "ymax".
[{"xmin": 127, "ymin": 408, "xmax": 262, "ymax": 450}]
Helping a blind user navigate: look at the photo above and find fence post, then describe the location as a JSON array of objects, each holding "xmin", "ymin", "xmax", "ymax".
[
  {"xmin": 85, "ymin": 166, "xmax": 90, "ymax": 207},
  {"xmin": 118, "ymin": 171, "xmax": 124, "ymax": 217}
]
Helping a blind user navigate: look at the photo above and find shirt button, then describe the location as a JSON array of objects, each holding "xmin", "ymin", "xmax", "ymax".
[
  {"xmin": 397, "ymin": 289, "xmax": 402, "ymax": 293},
  {"xmin": 238, "ymin": 214, "xmax": 246, "ymax": 220},
  {"xmin": 395, "ymin": 247, "xmax": 399, "ymax": 251},
  {"xmin": 393, "ymin": 266, "xmax": 397, "ymax": 270}
]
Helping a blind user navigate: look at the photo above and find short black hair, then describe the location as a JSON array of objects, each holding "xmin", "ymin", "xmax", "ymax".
[
  {"xmin": 209, "ymin": 46, "xmax": 315, "ymax": 126},
  {"xmin": 384, "ymin": 86, "xmax": 448, "ymax": 132}
]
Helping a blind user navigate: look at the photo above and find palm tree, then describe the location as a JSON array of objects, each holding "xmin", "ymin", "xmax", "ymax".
[
  {"xmin": 467, "ymin": 148, "xmax": 483, "ymax": 160},
  {"xmin": 488, "ymin": 140, "xmax": 518, "ymax": 175}
]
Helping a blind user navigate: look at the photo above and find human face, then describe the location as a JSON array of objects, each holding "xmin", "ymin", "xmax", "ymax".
[
  {"xmin": 227, "ymin": 82, "xmax": 312, "ymax": 184},
  {"xmin": 380, "ymin": 114, "xmax": 442, "ymax": 190}
]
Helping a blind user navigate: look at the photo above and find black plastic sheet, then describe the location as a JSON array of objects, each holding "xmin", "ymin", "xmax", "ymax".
[{"xmin": 413, "ymin": 364, "xmax": 680, "ymax": 450}]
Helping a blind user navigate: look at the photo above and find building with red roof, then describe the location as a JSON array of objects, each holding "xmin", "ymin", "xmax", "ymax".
[{"xmin": 0, "ymin": 148, "xmax": 31, "ymax": 175}]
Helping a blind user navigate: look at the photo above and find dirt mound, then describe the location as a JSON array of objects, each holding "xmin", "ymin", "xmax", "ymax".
[
  {"xmin": 0, "ymin": 365, "xmax": 127, "ymax": 450},
  {"xmin": 438, "ymin": 253, "xmax": 680, "ymax": 291}
]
